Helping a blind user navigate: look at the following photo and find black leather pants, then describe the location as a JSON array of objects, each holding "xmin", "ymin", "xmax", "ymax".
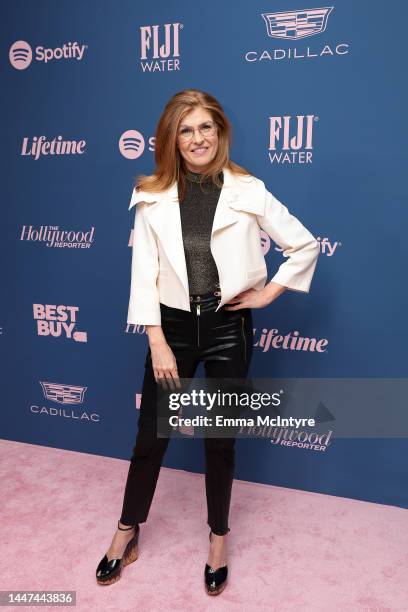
[{"xmin": 120, "ymin": 291, "xmax": 253, "ymax": 535}]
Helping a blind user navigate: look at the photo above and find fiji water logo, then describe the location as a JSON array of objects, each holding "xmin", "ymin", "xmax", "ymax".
[
  {"xmin": 21, "ymin": 225, "xmax": 95, "ymax": 249},
  {"xmin": 245, "ymin": 6, "xmax": 349, "ymax": 63},
  {"xmin": 119, "ymin": 129, "xmax": 155, "ymax": 159},
  {"xmin": 268, "ymin": 115, "xmax": 317, "ymax": 164},
  {"xmin": 262, "ymin": 7, "xmax": 333, "ymax": 40},
  {"xmin": 21, "ymin": 136, "xmax": 86, "ymax": 159},
  {"xmin": 40, "ymin": 381, "xmax": 87, "ymax": 405},
  {"xmin": 9, "ymin": 40, "xmax": 87, "ymax": 70},
  {"xmin": 33, "ymin": 304, "xmax": 88, "ymax": 342},
  {"xmin": 140, "ymin": 23, "xmax": 182, "ymax": 72}
]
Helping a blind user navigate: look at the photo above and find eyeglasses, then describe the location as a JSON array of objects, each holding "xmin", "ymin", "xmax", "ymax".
[{"xmin": 177, "ymin": 121, "xmax": 217, "ymax": 142}]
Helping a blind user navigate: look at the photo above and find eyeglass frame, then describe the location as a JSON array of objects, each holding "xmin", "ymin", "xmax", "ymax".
[{"xmin": 177, "ymin": 120, "xmax": 218, "ymax": 143}]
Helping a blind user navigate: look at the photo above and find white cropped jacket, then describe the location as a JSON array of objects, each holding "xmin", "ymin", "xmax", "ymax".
[{"xmin": 127, "ymin": 166, "xmax": 319, "ymax": 326}]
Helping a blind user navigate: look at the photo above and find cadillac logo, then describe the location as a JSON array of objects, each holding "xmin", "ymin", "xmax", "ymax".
[
  {"xmin": 39, "ymin": 381, "xmax": 87, "ymax": 405},
  {"xmin": 262, "ymin": 7, "xmax": 333, "ymax": 40}
]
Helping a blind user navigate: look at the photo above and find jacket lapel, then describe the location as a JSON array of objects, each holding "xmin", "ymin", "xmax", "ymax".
[{"xmin": 129, "ymin": 167, "xmax": 256, "ymax": 297}]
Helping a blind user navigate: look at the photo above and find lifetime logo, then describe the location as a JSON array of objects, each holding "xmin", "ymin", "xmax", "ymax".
[
  {"xmin": 140, "ymin": 23, "xmax": 182, "ymax": 72},
  {"xmin": 9, "ymin": 40, "xmax": 87, "ymax": 70},
  {"xmin": 21, "ymin": 135, "xmax": 86, "ymax": 160},
  {"xmin": 254, "ymin": 327, "xmax": 328, "ymax": 353},
  {"xmin": 268, "ymin": 115, "xmax": 318, "ymax": 164}
]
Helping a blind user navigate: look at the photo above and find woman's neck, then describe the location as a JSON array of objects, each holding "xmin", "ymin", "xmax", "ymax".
[{"xmin": 185, "ymin": 168, "xmax": 210, "ymax": 182}]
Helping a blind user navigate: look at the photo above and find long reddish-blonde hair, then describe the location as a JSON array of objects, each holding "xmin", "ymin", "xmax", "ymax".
[{"xmin": 134, "ymin": 89, "xmax": 252, "ymax": 201}]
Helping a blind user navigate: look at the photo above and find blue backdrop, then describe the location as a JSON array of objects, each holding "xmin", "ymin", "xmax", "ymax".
[{"xmin": 1, "ymin": 0, "xmax": 407, "ymax": 509}]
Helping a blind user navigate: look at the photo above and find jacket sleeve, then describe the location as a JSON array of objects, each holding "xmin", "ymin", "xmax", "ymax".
[
  {"xmin": 127, "ymin": 193, "xmax": 161, "ymax": 326},
  {"xmin": 256, "ymin": 187, "xmax": 319, "ymax": 293}
]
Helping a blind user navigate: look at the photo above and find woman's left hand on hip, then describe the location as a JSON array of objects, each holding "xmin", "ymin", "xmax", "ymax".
[{"xmin": 224, "ymin": 288, "xmax": 274, "ymax": 310}]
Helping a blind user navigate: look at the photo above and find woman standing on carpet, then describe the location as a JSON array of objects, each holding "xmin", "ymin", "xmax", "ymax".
[{"xmin": 96, "ymin": 89, "xmax": 319, "ymax": 594}]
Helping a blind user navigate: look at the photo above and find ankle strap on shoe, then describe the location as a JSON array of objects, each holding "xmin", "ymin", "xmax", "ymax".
[{"xmin": 117, "ymin": 521, "xmax": 136, "ymax": 531}]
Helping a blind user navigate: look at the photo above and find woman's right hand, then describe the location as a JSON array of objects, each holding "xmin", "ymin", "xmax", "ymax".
[{"xmin": 146, "ymin": 326, "xmax": 180, "ymax": 389}]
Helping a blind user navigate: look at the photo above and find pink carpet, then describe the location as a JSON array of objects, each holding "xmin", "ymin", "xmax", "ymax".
[{"xmin": 1, "ymin": 439, "xmax": 407, "ymax": 611}]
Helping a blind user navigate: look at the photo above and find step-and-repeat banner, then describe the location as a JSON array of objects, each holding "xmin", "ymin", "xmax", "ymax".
[{"xmin": 2, "ymin": 1, "xmax": 407, "ymax": 509}]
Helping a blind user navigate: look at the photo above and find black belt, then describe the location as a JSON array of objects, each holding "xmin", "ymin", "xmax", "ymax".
[{"xmin": 189, "ymin": 290, "xmax": 220, "ymax": 313}]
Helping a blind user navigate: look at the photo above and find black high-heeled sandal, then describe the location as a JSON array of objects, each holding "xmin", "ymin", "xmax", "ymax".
[
  {"xmin": 204, "ymin": 528, "xmax": 230, "ymax": 595},
  {"xmin": 96, "ymin": 521, "xmax": 140, "ymax": 585}
]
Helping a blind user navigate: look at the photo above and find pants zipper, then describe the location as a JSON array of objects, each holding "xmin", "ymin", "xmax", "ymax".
[
  {"xmin": 196, "ymin": 304, "xmax": 200, "ymax": 347},
  {"xmin": 241, "ymin": 316, "xmax": 247, "ymax": 364}
]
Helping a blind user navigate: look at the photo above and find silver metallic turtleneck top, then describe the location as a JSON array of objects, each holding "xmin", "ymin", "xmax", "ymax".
[{"xmin": 178, "ymin": 170, "xmax": 223, "ymax": 295}]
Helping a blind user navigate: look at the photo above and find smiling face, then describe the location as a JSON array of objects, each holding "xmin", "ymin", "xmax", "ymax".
[{"xmin": 176, "ymin": 106, "xmax": 219, "ymax": 173}]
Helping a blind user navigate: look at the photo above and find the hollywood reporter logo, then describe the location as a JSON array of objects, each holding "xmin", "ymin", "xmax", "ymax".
[{"xmin": 33, "ymin": 304, "xmax": 87, "ymax": 342}]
